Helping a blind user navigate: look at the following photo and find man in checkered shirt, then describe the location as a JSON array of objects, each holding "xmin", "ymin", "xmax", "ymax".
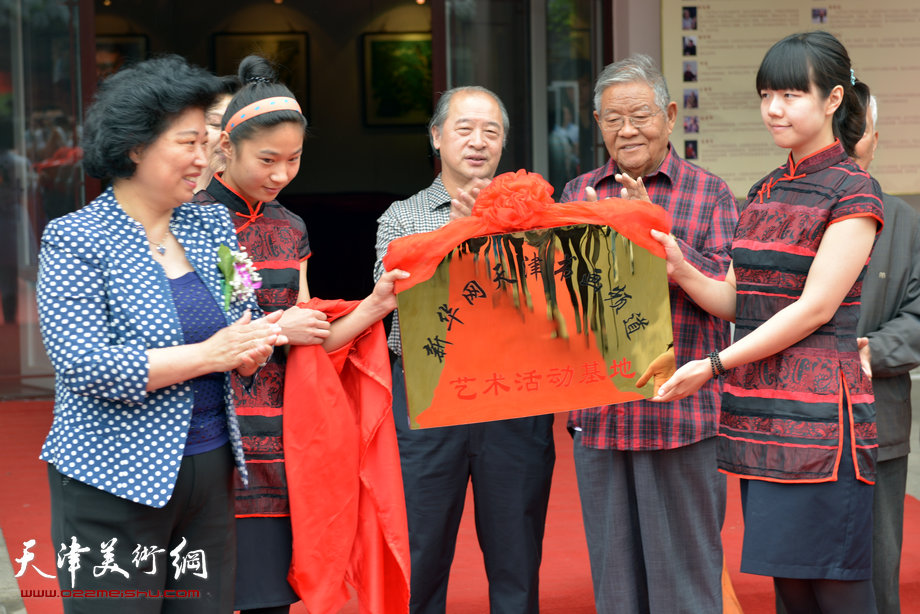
[
  {"xmin": 563, "ymin": 55, "xmax": 738, "ymax": 613},
  {"xmin": 374, "ymin": 86, "xmax": 555, "ymax": 614}
]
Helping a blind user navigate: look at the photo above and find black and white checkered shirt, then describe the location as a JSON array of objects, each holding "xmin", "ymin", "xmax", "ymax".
[{"xmin": 374, "ymin": 174, "xmax": 452, "ymax": 355}]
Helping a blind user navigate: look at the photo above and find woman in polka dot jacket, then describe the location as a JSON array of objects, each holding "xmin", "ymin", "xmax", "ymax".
[{"xmin": 36, "ymin": 55, "xmax": 288, "ymax": 614}]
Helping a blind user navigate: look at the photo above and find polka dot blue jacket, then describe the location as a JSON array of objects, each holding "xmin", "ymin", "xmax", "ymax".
[{"xmin": 37, "ymin": 187, "xmax": 255, "ymax": 508}]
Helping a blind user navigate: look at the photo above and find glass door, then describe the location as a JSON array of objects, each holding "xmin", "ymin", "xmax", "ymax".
[
  {"xmin": 543, "ymin": 0, "xmax": 604, "ymax": 196},
  {"xmin": 1, "ymin": 0, "xmax": 85, "ymax": 396},
  {"xmin": 442, "ymin": 0, "xmax": 604, "ymax": 197},
  {"xmin": 444, "ymin": 0, "xmax": 533, "ymax": 175}
]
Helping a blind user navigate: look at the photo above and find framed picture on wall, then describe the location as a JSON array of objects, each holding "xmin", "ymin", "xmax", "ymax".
[
  {"xmin": 212, "ymin": 32, "xmax": 309, "ymax": 116},
  {"xmin": 95, "ymin": 35, "xmax": 148, "ymax": 81},
  {"xmin": 361, "ymin": 32, "xmax": 432, "ymax": 126}
]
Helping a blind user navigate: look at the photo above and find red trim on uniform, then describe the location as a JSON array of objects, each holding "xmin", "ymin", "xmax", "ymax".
[
  {"xmin": 839, "ymin": 192, "xmax": 882, "ymax": 204},
  {"xmin": 849, "ymin": 392, "xmax": 875, "ymax": 404},
  {"xmin": 736, "ymin": 290, "xmax": 806, "ymax": 301},
  {"xmin": 719, "ymin": 434, "xmax": 838, "ymax": 450},
  {"xmin": 831, "ymin": 211, "xmax": 883, "ymax": 225},
  {"xmin": 842, "ymin": 372, "xmax": 876, "ymax": 485},
  {"xmin": 215, "ymin": 173, "xmax": 265, "ymax": 232},
  {"xmin": 723, "ymin": 383, "xmax": 837, "ymax": 403},
  {"xmin": 831, "ymin": 165, "xmax": 873, "ymax": 178},
  {"xmin": 788, "ymin": 140, "xmax": 840, "ymax": 175},
  {"xmin": 828, "ymin": 380, "xmax": 844, "ymax": 481},
  {"xmin": 717, "ymin": 467, "xmax": 837, "ymax": 485},
  {"xmin": 255, "ymin": 259, "xmax": 301, "ymax": 270},
  {"xmin": 235, "ymin": 406, "xmax": 283, "ymax": 417},
  {"xmin": 830, "ymin": 212, "xmax": 885, "ymax": 240},
  {"xmin": 732, "ymin": 239, "xmax": 816, "ymax": 257}
]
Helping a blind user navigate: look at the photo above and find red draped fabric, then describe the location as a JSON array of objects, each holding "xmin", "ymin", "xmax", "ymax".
[
  {"xmin": 284, "ymin": 298, "xmax": 410, "ymax": 614},
  {"xmin": 382, "ymin": 169, "xmax": 671, "ymax": 292}
]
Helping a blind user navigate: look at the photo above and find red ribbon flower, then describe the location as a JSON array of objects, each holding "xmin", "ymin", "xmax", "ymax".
[
  {"xmin": 472, "ymin": 169, "xmax": 554, "ymax": 229},
  {"xmin": 383, "ymin": 169, "xmax": 671, "ymax": 292}
]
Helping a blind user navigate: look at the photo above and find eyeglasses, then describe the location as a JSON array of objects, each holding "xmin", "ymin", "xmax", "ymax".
[{"xmin": 600, "ymin": 109, "xmax": 663, "ymax": 132}]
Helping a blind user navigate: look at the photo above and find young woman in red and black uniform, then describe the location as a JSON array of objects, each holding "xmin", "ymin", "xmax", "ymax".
[
  {"xmin": 193, "ymin": 54, "xmax": 407, "ymax": 614},
  {"xmin": 646, "ymin": 32, "xmax": 883, "ymax": 614}
]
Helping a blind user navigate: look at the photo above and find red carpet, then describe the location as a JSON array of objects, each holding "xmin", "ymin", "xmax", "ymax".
[
  {"xmin": 1, "ymin": 401, "xmax": 59, "ymax": 614},
  {"xmin": 2, "ymin": 402, "xmax": 918, "ymax": 613}
]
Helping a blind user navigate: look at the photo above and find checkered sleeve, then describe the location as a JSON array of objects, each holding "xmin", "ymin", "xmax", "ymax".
[{"xmin": 374, "ymin": 176, "xmax": 452, "ymax": 355}]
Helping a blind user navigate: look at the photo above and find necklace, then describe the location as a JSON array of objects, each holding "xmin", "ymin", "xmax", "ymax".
[
  {"xmin": 148, "ymin": 229, "xmax": 171, "ymax": 256},
  {"xmin": 116, "ymin": 190, "xmax": 175, "ymax": 256}
]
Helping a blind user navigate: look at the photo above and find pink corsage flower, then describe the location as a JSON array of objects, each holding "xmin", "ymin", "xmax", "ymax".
[{"xmin": 217, "ymin": 244, "xmax": 262, "ymax": 311}]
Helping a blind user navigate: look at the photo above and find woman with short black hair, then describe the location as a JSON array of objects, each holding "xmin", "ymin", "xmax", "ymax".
[{"xmin": 38, "ymin": 54, "xmax": 287, "ymax": 614}]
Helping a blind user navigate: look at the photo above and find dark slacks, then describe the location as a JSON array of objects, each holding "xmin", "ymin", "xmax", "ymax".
[
  {"xmin": 48, "ymin": 444, "xmax": 236, "ymax": 614},
  {"xmin": 872, "ymin": 455, "xmax": 907, "ymax": 614},
  {"xmin": 392, "ymin": 358, "xmax": 555, "ymax": 614},
  {"xmin": 573, "ymin": 433, "xmax": 726, "ymax": 614}
]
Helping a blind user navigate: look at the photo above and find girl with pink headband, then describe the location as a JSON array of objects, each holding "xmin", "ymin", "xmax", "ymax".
[{"xmin": 193, "ymin": 54, "xmax": 407, "ymax": 614}]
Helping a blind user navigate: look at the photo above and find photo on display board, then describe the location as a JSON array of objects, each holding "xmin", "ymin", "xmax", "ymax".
[{"xmin": 682, "ymin": 6, "xmax": 697, "ymax": 30}]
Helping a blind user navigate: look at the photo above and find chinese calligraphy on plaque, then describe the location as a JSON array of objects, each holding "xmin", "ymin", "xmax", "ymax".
[{"xmin": 397, "ymin": 223, "xmax": 672, "ymax": 428}]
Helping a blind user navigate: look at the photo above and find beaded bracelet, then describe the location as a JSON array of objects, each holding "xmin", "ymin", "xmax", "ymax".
[{"xmin": 708, "ymin": 350, "xmax": 726, "ymax": 377}]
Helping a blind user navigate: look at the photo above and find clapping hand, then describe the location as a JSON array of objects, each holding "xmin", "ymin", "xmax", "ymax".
[
  {"xmin": 203, "ymin": 309, "xmax": 287, "ymax": 376},
  {"xmin": 615, "ymin": 172, "xmax": 652, "ymax": 202},
  {"xmin": 450, "ymin": 178, "xmax": 492, "ymax": 221},
  {"xmin": 582, "ymin": 174, "xmax": 651, "ymax": 203}
]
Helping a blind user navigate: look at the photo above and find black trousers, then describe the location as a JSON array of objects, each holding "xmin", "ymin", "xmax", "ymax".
[
  {"xmin": 48, "ymin": 444, "xmax": 236, "ymax": 614},
  {"xmin": 392, "ymin": 358, "xmax": 556, "ymax": 614}
]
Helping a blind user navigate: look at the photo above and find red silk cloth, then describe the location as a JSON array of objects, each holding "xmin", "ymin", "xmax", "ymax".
[
  {"xmin": 284, "ymin": 298, "xmax": 410, "ymax": 614},
  {"xmin": 382, "ymin": 169, "xmax": 672, "ymax": 292}
]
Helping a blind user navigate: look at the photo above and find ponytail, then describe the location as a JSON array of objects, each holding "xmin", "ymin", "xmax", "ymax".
[{"xmin": 221, "ymin": 54, "xmax": 307, "ymax": 143}]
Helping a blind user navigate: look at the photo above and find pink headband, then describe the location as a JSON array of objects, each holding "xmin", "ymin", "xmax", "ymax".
[{"xmin": 225, "ymin": 96, "xmax": 302, "ymax": 133}]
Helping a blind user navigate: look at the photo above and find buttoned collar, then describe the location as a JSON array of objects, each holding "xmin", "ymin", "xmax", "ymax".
[
  {"xmin": 425, "ymin": 174, "xmax": 453, "ymax": 211},
  {"xmin": 596, "ymin": 144, "xmax": 678, "ymax": 189},
  {"xmin": 784, "ymin": 140, "xmax": 847, "ymax": 177},
  {"xmin": 207, "ymin": 173, "xmax": 267, "ymax": 232}
]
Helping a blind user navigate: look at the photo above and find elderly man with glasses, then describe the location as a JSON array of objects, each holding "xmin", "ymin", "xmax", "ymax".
[{"xmin": 560, "ymin": 54, "xmax": 738, "ymax": 614}]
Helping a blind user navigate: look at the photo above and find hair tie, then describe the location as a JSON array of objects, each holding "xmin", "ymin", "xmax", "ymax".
[
  {"xmin": 248, "ymin": 76, "xmax": 272, "ymax": 85},
  {"xmin": 225, "ymin": 96, "xmax": 302, "ymax": 133},
  {"xmin": 850, "ymin": 68, "xmax": 856, "ymax": 86}
]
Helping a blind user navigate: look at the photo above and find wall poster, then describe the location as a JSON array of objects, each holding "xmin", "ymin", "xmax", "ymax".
[{"xmin": 662, "ymin": 0, "xmax": 920, "ymax": 196}]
